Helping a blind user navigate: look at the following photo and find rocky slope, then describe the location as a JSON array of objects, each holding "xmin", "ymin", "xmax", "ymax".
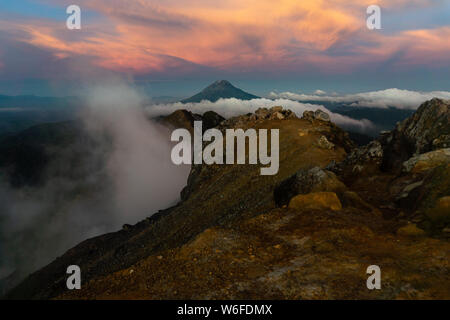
[
  {"xmin": 5, "ymin": 100, "xmax": 450, "ymax": 300},
  {"xmin": 329, "ymin": 98, "xmax": 450, "ymax": 235}
]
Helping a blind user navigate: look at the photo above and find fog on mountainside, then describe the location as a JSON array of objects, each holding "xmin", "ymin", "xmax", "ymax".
[{"xmin": 0, "ymin": 84, "xmax": 190, "ymax": 293}]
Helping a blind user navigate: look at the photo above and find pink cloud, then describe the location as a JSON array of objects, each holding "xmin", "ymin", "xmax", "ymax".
[{"xmin": 1, "ymin": 0, "xmax": 448, "ymax": 76}]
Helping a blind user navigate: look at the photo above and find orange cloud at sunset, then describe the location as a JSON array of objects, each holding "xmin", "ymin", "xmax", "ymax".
[{"xmin": 0, "ymin": 0, "xmax": 449, "ymax": 75}]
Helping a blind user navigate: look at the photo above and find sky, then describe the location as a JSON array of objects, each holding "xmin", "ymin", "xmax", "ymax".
[{"xmin": 0, "ymin": 0, "xmax": 449, "ymax": 97}]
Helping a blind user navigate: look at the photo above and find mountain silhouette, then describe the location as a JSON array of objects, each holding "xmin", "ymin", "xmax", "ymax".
[{"xmin": 181, "ymin": 80, "xmax": 259, "ymax": 103}]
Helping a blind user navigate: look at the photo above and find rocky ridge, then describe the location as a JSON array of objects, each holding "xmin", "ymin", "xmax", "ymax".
[
  {"xmin": 5, "ymin": 100, "xmax": 450, "ymax": 300},
  {"xmin": 328, "ymin": 98, "xmax": 450, "ymax": 235}
]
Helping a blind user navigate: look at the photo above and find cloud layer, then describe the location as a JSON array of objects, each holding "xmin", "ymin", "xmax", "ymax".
[
  {"xmin": 145, "ymin": 97, "xmax": 375, "ymax": 134},
  {"xmin": 0, "ymin": 0, "xmax": 449, "ymax": 84},
  {"xmin": 0, "ymin": 83, "xmax": 190, "ymax": 286},
  {"xmin": 269, "ymin": 88, "xmax": 450, "ymax": 109}
]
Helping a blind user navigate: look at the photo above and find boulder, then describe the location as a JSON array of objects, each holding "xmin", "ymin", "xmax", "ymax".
[
  {"xmin": 328, "ymin": 140, "xmax": 383, "ymax": 177},
  {"xmin": 346, "ymin": 141, "xmax": 383, "ymax": 164},
  {"xmin": 402, "ymin": 148, "xmax": 450, "ymax": 173},
  {"xmin": 269, "ymin": 106, "xmax": 283, "ymax": 113},
  {"xmin": 270, "ymin": 111, "xmax": 285, "ymax": 120},
  {"xmin": 382, "ymin": 98, "xmax": 450, "ymax": 171},
  {"xmin": 424, "ymin": 196, "xmax": 450, "ymax": 229},
  {"xmin": 282, "ymin": 109, "xmax": 297, "ymax": 119},
  {"xmin": 314, "ymin": 109, "xmax": 330, "ymax": 122},
  {"xmin": 432, "ymin": 134, "xmax": 450, "ymax": 149},
  {"xmin": 302, "ymin": 109, "xmax": 331, "ymax": 122},
  {"xmin": 302, "ymin": 110, "xmax": 315, "ymax": 121},
  {"xmin": 274, "ymin": 167, "xmax": 346, "ymax": 207},
  {"xmin": 394, "ymin": 180, "xmax": 425, "ymax": 210},
  {"xmin": 317, "ymin": 136, "xmax": 335, "ymax": 149},
  {"xmin": 255, "ymin": 108, "xmax": 269, "ymax": 119},
  {"xmin": 289, "ymin": 192, "xmax": 342, "ymax": 211},
  {"xmin": 251, "ymin": 106, "xmax": 297, "ymax": 121},
  {"xmin": 396, "ymin": 224, "xmax": 426, "ymax": 237},
  {"xmin": 392, "ymin": 164, "xmax": 450, "ymax": 229}
]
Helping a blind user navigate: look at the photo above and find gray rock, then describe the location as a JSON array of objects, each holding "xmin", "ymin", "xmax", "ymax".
[
  {"xmin": 274, "ymin": 167, "xmax": 346, "ymax": 207},
  {"xmin": 302, "ymin": 109, "xmax": 330, "ymax": 122},
  {"xmin": 402, "ymin": 148, "xmax": 450, "ymax": 173},
  {"xmin": 302, "ymin": 110, "xmax": 315, "ymax": 121},
  {"xmin": 270, "ymin": 111, "xmax": 285, "ymax": 120},
  {"xmin": 382, "ymin": 98, "xmax": 450, "ymax": 170},
  {"xmin": 283, "ymin": 109, "xmax": 298, "ymax": 119},
  {"xmin": 255, "ymin": 108, "xmax": 269, "ymax": 119},
  {"xmin": 344, "ymin": 141, "xmax": 383, "ymax": 165},
  {"xmin": 317, "ymin": 136, "xmax": 335, "ymax": 149},
  {"xmin": 314, "ymin": 109, "xmax": 330, "ymax": 122},
  {"xmin": 396, "ymin": 181, "xmax": 424, "ymax": 201},
  {"xmin": 270, "ymin": 106, "xmax": 283, "ymax": 113}
]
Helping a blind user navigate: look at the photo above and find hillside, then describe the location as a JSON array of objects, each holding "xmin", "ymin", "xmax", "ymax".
[
  {"xmin": 0, "ymin": 120, "xmax": 113, "ymax": 295},
  {"xmin": 0, "ymin": 95, "xmax": 80, "ymax": 136},
  {"xmin": 0, "ymin": 121, "xmax": 105, "ymax": 188},
  {"xmin": 4, "ymin": 99, "xmax": 450, "ymax": 299}
]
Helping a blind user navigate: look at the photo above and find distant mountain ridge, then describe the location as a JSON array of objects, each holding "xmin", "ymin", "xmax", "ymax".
[
  {"xmin": 0, "ymin": 95, "xmax": 81, "ymax": 136},
  {"xmin": 0, "ymin": 94, "xmax": 81, "ymax": 109},
  {"xmin": 181, "ymin": 80, "xmax": 259, "ymax": 103}
]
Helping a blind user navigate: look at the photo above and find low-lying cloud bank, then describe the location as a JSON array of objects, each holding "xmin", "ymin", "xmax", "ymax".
[
  {"xmin": 145, "ymin": 97, "xmax": 375, "ymax": 134},
  {"xmin": 0, "ymin": 83, "xmax": 190, "ymax": 289},
  {"xmin": 269, "ymin": 88, "xmax": 450, "ymax": 109},
  {"xmin": 83, "ymin": 84, "xmax": 191, "ymax": 224}
]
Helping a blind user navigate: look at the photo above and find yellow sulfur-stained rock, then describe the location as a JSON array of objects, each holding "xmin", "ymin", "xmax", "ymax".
[
  {"xmin": 289, "ymin": 192, "xmax": 342, "ymax": 211},
  {"xmin": 425, "ymin": 196, "xmax": 450, "ymax": 224},
  {"xmin": 403, "ymin": 148, "xmax": 450, "ymax": 173},
  {"xmin": 397, "ymin": 224, "xmax": 426, "ymax": 237}
]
